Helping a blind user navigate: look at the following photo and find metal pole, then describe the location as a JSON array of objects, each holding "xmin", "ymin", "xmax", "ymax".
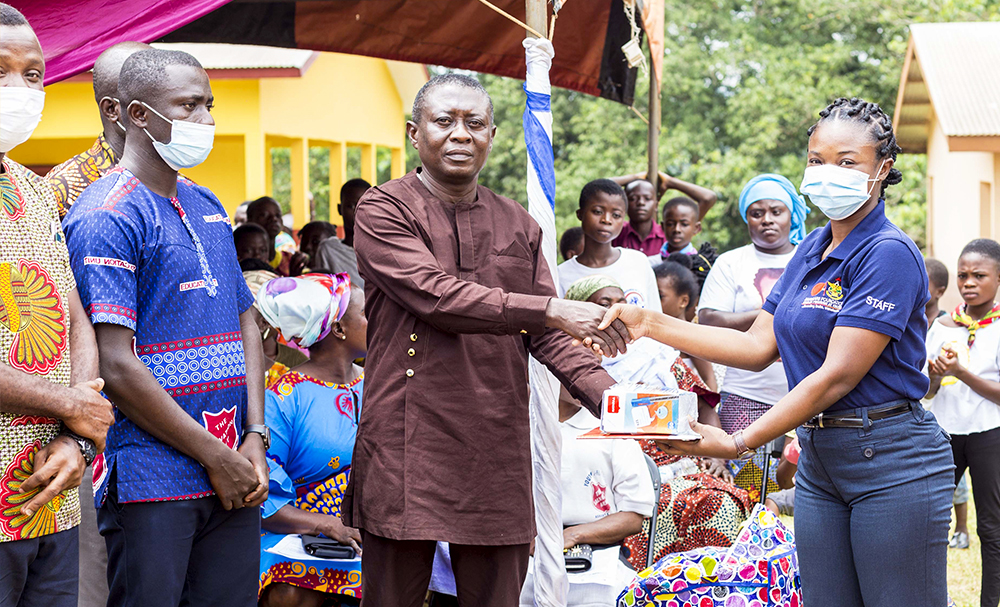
[
  {"xmin": 647, "ymin": 68, "xmax": 660, "ymax": 192},
  {"xmin": 526, "ymin": 0, "xmax": 547, "ymax": 37}
]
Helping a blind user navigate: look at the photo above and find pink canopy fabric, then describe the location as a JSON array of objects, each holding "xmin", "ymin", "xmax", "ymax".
[
  {"xmin": 11, "ymin": 0, "xmax": 646, "ymax": 104},
  {"xmin": 8, "ymin": 0, "xmax": 231, "ymax": 85}
]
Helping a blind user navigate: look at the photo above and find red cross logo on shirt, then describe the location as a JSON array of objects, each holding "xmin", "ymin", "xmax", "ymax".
[
  {"xmin": 202, "ymin": 406, "xmax": 238, "ymax": 450},
  {"xmin": 592, "ymin": 481, "xmax": 610, "ymax": 513}
]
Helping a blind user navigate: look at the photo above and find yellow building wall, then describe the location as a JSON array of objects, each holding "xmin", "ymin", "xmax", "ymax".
[
  {"xmin": 8, "ymin": 54, "xmax": 413, "ymax": 228},
  {"xmin": 927, "ymin": 112, "xmax": 997, "ymax": 311}
]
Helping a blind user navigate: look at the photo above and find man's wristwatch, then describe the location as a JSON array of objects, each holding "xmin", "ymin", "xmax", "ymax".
[
  {"xmin": 242, "ymin": 424, "xmax": 271, "ymax": 450},
  {"xmin": 732, "ymin": 430, "xmax": 755, "ymax": 461},
  {"xmin": 63, "ymin": 431, "xmax": 97, "ymax": 466}
]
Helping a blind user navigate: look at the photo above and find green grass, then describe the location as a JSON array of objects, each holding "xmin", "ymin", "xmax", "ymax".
[
  {"xmin": 777, "ymin": 494, "xmax": 982, "ymax": 607},
  {"xmin": 949, "ymin": 497, "xmax": 981, "ymax": 607}
]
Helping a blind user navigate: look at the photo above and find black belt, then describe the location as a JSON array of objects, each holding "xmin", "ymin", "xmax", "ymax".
[{"xmin": 803, "ymin": 401, "xmax": 913, "ymax": 429}]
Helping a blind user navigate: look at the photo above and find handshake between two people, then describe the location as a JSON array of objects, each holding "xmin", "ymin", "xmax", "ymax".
[{"xmin": 545, "ymin": 299, "xmax": 648, "ymax": 358}]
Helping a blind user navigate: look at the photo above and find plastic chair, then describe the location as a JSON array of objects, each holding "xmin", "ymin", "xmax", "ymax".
[{"xmin": 642, "ymin": 453, "xmax": 662, "ymax": 568}]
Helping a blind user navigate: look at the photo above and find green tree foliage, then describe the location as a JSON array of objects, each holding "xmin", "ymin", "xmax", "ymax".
[{"xmin": 413, "ymin": 0, "xmax": 998, "ymax": 251}]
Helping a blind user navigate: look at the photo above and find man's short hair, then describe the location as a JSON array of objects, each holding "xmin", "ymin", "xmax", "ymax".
[
  {"xmin": 0, "ymin": 3, "xmax": 29, "ymax": 26},
  {"xmin": 924, "ymin": 258, "xmax": 949, "ymax": 290},
  {"xmin": 578, "ymin": 179, "xmax": 626, "ymax": 210},
  {"xmin": 93, "ymin": 41, "xmax": 150, "ymax": 102},
  {"xmin": 663, "ymin": 196, "xmax": 699, "ymax": 216},
  {"xmin": 411, "ymin": 73, "xmax": 493, "ymax": 125},
  {"xmin": 340, "ymin": 178, "xmax": 371, "ymax": 202},
  {"xmin": 118, "ymin": 48, "xmax": 204, "ymax": 110}
]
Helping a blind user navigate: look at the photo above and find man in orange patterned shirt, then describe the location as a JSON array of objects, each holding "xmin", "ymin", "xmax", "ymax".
[
  {"xmin": 46, "ymin": 41, "xmax": 149, "ymax": 218},
  {"xmin": 0, "ymin": 5, "xmax": 114, "ymax": 606}
]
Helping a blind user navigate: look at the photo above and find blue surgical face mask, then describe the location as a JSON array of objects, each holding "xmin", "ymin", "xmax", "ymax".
[
  {"xmin": 799, "ymin": 159, "xmax": 886, "ymax": 221},
  {"xmin": 130, "ymin": 101, "xmax": 215, "ymax": 170}
]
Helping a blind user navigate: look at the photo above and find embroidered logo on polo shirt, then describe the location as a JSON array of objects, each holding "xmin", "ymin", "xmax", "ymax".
[
  {"xmin": 179, "ymin": 278, "xmax": 220, "ymax": 292},
  {"xmin": 203, "ymin": 406, "xmax": 238, "ymax": 449},
  {"xmin": 866, "ymin": 296, "xmax": 896, "ymax": 312},
  {"xmin": 802, "ymin": 278, "xmax": 845, "ymax": 312},
  {"xmin": 83, "ymin": 256, "xmax": 136, "ymax": 272}
]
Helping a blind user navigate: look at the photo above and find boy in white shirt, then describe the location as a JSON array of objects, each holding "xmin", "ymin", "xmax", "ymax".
[{"xmin": 558, "ymin": 179, "xmax": 660, "ymax": 310}]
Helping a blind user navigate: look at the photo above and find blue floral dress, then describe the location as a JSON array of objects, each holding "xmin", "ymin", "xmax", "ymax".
[{"xmin": 259, "ymin": 370, "xmax": 363, "ymax": 600}]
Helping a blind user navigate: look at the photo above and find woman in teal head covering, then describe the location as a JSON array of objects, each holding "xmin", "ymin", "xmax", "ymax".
[{"xmin": 696, "ymin": 174, "xmax": 808, "ymax": 501}]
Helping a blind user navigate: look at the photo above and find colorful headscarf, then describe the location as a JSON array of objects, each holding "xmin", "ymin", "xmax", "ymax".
[
  {"xmin": 953, "ymin": 302, "xmax": 1000, "ymax": 347},
  {"xmin": 243, "ymin": 269, "xmax": 280, "ymax": 305},
  {"xmin": 565, "ymin": 274, "xmax": 623, "ymax": 303},
  {"xmin": 256, "ymin": 273, "xmax": 351, "ymax": 348},
  {"xmin": 738, "ymin": 174, "xmax": 810, "ymax": 245}
]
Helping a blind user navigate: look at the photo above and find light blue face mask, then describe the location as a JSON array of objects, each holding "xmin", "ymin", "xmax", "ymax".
[
  {"xmin": 130, "ymin": 101, "xmax": 215, "ymax": 170},
  {"xmin": 799, "ymin": 159, "xmax": 886, "ymax": 221}
]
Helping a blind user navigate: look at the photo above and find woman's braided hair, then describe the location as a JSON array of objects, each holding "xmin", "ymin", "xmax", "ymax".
[{"xmin": 806, "ymin": 97, "xmax": 903, "ymax": 198}]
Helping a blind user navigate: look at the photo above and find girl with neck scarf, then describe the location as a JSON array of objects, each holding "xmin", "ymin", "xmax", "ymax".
[
  {"xmin": 255, "ymin": 273, "xmax": 369, "ymax": 607},
  {"xmin": 696, "ymin": 174, "xmax": 808, "ymax": 499}
]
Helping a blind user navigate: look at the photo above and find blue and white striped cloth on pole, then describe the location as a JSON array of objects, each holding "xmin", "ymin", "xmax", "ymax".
[{"xmin": 523, "ymin": 36, "xmax": 568, "ymax": 607}]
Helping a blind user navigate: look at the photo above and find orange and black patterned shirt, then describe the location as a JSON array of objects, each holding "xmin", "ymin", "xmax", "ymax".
[
  {"xmin": 0, "ymin": 157, "xmax": 78, "ymax": 542},
  {"xmin": 46, "ymin": 134, "xmax": 117, "ymax": 219}
]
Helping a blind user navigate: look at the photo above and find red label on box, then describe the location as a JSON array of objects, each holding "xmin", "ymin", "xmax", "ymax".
[{"xmin": 607, "ymin": 395, "xmax": 620, "ymax": 414}]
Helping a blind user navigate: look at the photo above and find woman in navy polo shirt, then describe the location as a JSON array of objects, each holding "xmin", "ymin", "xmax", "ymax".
[{"xmin": 593, "ymin": 97, "xmax": 953, "ymax": 607}]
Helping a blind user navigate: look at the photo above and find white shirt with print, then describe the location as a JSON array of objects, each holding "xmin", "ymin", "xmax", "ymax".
[
  {"xmin": 697, "ymin": 244, "xmax": 795, "ymax": 405},
  {"xmin": 558, "ymin": 247, "xmax": 660, "ymax": 310},
  {"xmin": 926, "ymin": 319, "xmax": 1000, "ymax": 435}
]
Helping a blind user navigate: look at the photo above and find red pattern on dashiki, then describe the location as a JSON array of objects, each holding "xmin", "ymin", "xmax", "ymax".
[{"xmin": 46, "ymin": 134, "xmax": 118, "ymax": 218}]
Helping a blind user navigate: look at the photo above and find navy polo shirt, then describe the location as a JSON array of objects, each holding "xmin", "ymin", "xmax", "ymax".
[{"xmin": 763, "ymin": 201, "xmax": 929, "ymax": 412}]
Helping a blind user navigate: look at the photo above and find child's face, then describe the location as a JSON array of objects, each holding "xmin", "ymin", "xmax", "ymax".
[
  {"xmin": 587, "ymin": 286, "xmax": 627, "ymax": 309},
  {"xmin": 298, "ymin": 227, "xmax": 330, "ymax": 262},
  {"xmin": 957, "ymin": 253, "xmax": 1000, "ymax": 309},
  {"xmin": 576, "ymin": 192, "xmax": 627, "ymax": 244},
  {"xmin": 236, "ymin": 233, "xmax": 270, "ymax": 263},
  {"xmin": 626, "ymin": 181, "xmax": 658, "ymax": 224},
  {"xmin": 656, "ymin": 276, "xmax": 690, "ymax": 320},
  {"xmin": 663, "ymin": 205, "xmax": 701, "ymax": 252}
]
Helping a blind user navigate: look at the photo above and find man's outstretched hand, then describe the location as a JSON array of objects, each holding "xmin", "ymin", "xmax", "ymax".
[{"xmin": 545, "ymin": 299, "xmax": 631, "ymax": 357}]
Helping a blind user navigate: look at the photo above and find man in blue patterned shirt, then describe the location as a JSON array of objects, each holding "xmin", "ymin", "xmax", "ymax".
[{"xmin": 64, "ymin": 48, "xmax": 268, "ymax": 607}]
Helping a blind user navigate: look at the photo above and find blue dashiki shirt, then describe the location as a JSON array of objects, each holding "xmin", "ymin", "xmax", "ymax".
[
  {"xmin": 260, "ymin": 370, "xmax": 363, "ymax": 599},
  {"xmin": 63, "ymin": 167, "xmax": 254, "ymax": 505}
]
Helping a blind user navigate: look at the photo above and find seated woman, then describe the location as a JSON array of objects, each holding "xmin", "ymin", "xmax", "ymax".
[
  {"xmin": 518, "ymin": 380, "xmax": 656, "ymax": 607},
  {"xmin": 563, "ymin": 275, "xmax": 753, "ymax": 568},
  {"xmin": 255, "ymin": 273, "xmax": 367, "ymax": 607}
]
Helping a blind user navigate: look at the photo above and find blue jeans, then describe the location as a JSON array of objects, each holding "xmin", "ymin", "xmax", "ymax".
[{"xmin": 795, "ymin": 401, "xmax": 954, "ymax": 607}]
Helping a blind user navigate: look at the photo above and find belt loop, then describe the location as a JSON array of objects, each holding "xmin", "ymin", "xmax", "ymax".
[{"xmin": 862, "ymin": 407, "xmax": 872, "ymax": 435}]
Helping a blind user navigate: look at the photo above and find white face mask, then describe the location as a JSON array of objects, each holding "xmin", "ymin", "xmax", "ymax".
[
  {"xmin": 0, "ymin": 87, "xmax": 45, "ymax": 153},
  {"xmin": 131, "ymin": 101, "xmax": 215, "ymax": 170},
  {"xmin": 799, "ymin": 159, "xmax": 887, "ymax": 221}
]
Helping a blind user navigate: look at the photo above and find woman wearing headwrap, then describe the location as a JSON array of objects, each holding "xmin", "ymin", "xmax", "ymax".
[
  {"xmin": 255, "ymin": 274, "xmax": 369, "ymax": 607},
  {"xmin": 562, "ymin": 276, "xmax": 753, "ymax": 569},
  {"xmin": 696, "ymin": 174, "xmax": 808, "ymax": 499}
]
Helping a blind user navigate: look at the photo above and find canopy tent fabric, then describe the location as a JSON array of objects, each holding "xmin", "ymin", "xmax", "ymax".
[
  {"xmin": 15, "ymin": 0, "xmax": 646, "ymax": 104},
  {"xmin": 10, "ymin": 0, "xmax": 231, "ymax": 85}
]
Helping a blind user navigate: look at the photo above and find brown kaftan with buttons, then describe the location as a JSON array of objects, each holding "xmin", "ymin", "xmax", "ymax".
[{"xmin": 343, "ymin": 170, "xmax": 614, "ymax": 545}]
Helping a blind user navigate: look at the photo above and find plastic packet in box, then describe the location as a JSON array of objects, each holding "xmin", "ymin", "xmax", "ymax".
[{"xmin": 600, "ymin": 382, "xmax": 698, "ymax": 436}]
